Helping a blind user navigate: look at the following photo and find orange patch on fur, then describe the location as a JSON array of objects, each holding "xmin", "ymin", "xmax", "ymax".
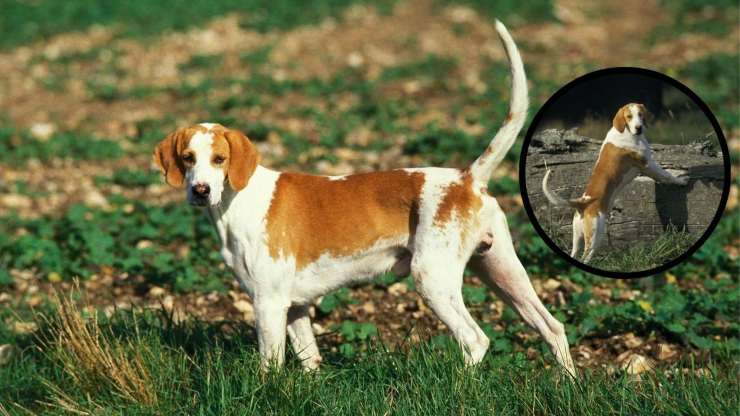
[
  {"xmin": 153, "ymin": 125, "xmax": 209, "ymax": 187},
  {"xmin": 154, "ymin": 124, "xmax": 260, "ymax": 191},
  {"xmin": 505, "ymin": 112, "xmax": 513, "ymax": 123},
  {"xmin": 612, "ymin": 105, "xmax": 629, "ymax": 133},
  {"xmin": 433, "ymin": 172, "xmax": 483, "ymax": 250},
  {"xmin": 265, "ymin": 170, "xmax": 425, "ymax": 270}
]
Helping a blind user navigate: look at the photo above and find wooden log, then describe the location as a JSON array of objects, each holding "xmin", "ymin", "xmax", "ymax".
[{"xmin": 524, "ymin": 129, "xmax": 724, "ymax": 249}]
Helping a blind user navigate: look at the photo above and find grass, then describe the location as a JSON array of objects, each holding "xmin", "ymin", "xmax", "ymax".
[
  {"xmin": 0, "ymin": 0, "xmax": 557, "ymax": 50},
  {"xmin": 679, "ymin": 53, "xmax": 739, "ymax": 130},
  {"xmin": 589, "ymin": 228, "xmax": 698, "ymax": 272},
  {"xmin": 539, "ymin": 113, "xmax": 717, "ymax": 146},
  {"xmin": 649, "ymin": 0, "xmax": 738, "ymax": 42},
  {"xmin": 0, "ymin": 127, "xmax": 122, "ymax": 166},
  {"xmin": 437, "ymin": 0, "xmax": 556, "ymax": 24},
  {"xmin": 0, "ymin": 0, "xmax": 397, "ymax": 49},
  {"xmin": 0, "ymin": 290, "xmax": 736, "ymax": 414}
]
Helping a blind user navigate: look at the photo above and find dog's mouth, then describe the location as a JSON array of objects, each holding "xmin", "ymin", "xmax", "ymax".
[{"xmin": 189, "ymin": 196, "xmax": 209, "ymax": 207}]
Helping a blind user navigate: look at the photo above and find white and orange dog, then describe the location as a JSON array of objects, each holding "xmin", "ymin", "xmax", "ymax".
[
  {"xmin": 542, "ymin": 103, "xmax": 689, "ymax": 263},
  {"xmin": 154, "ymin": 22, "xmax": 575, "ymax": 375}
]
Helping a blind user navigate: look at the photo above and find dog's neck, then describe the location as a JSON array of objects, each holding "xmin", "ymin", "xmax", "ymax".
[
  {"xmin": 206, "ymin": 165, "xmax": 278, "ymax": 228},
  {"xmin": 607, "ymin": 127, "xmax": 647, "ymax": 149}
]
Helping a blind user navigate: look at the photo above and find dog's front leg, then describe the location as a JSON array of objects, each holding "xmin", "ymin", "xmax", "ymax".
[
  {"xmin": 254, "ymin": 294, "xmax": 290, "ymax": 371},
  {"xmin": 642, "ymin": 157, "xmax": 689, "ymax": 186}
]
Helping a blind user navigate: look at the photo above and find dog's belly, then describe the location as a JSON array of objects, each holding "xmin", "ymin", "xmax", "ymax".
[
  {"xmin": 604, "ymin": 167, "xmax": 640, "ymax": 212},
  {"xmin": 289, "ymin": 235, "xmax": 410, "ymax": 304}
]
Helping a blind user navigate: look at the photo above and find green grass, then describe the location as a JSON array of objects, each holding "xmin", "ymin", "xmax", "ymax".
[
  {"xmin": 679, "ymin": 53, "xmax": 739, "ymax": 130},
  {"xmin": 540, "ymin": 113, "xmax": 718, "ymax": 146},
  {"xmin": 649, "ymin": 0, "xmax": 738, "ymax": 43},
  {"xmin": 589, "ymin": 228, "xmax": 698, "ymax": 272},
  {"xmin": 437, "ymin": 0, "xmax": 556, "ymax": 24},
  {"xmin": 0, "ymin": 0, "xmax": 396, "ymax": 49},
  {"xmin": 0, "ymin": 300, "xmax": 736, "ymax": 415},
  {"xmin": 94, "ymin": 169, "xmax": 162, "ymax": 188},
  {"xmin": 0, "ymin": 127, "xmax": 122, "ymax": 165},
  {"xmin": 0, "ymin": 197, "xmax": 227, "ymax": 293}
]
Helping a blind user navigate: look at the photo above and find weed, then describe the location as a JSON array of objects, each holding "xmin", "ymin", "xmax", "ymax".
[
  {"xmin": 95, "ymin": 169, "xmax": 162, "ymax": 188},
  {"xmin": 0, "ymin": 0, "xmax": 397, "ymax": 49},
  {"xmin": 680, "ymin": 53, "xmax": 739, "ymax": 130},
  {"xmin": 178, "ymin": 53, "xmax": 223, "ymax": 71},
  {"xmin": 437, "ymin": 0, "xmax": 556, "ymax": 23},
  {"xmin": 37, "ymin": 288, "xmax": 157, "ymax": 408},
  {"xmin": 590, "ymin": 228, "xmax": 697, "ymax": 272},
  {"xmin": 403, "ymin": 124, "xmax": 483, "ymax": 166},
  {"xmin": 0, "ymin": 128, "xmax": 122, "ymax": 165},
  {"xmin": 650, "ymin": 0, "xmax": 738, "ymax": 42}
]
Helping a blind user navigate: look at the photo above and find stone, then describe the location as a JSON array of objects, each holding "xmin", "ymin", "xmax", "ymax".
[
  {"xmin": 387, "ymin": 282, "xmax": 408, "ymax": 296},
  {"xmin": 622, "ymin": 354, "xmax": 654, "ymax": 376},
  {"xmin": 0, "ymin": 344, "xmax": 14, "ymax": 366}
]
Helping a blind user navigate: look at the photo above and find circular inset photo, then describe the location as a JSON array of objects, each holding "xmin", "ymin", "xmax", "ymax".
[{"xmin": 520, "ymin": 67, "xmax": 730, "ymax": 278}]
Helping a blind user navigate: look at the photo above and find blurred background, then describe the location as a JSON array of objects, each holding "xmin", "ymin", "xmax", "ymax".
[
  {"xmin": 0, "ymin": 0, "xmax": 738, "ymax": 409},
  {"xmin": 534, "ymin": 72, "xmax": 721, "ymax": 145}
]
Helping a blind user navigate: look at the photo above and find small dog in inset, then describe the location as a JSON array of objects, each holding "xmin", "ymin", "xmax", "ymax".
[
  {"xmin": 542, "ymin": 103, "xmax": 689, "ymax": 263},
  {"xmin": 153, "ymin": 21, "xmax": 577, "ymax": 375}
]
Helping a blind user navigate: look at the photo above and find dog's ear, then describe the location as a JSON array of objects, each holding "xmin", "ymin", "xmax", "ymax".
[
  {"xmin": 612, "ymin": 106, "xmax": 627, "ymax": 133},
  {"xmin": 224, "ymin": 129, "xmax": 260, "ymax": 191},
  {"xmin": 154, "ymin": 129, "xmax": 187, "ymax": 188},
  {"xmin": 638, "ymin": 104, "xmax": 650, "ymax": 128}
]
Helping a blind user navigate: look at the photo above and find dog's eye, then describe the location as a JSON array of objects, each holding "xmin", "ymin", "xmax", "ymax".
[
  {"xmin": 182, "ymin": 154, "xmax": 194, "ymax": 164},
  {"xmin": 627, "ymin": 115, "xmax": 632, "ymax": 119},
  {"xmin": 213, "ymin": 156, "xmax": 226, "ymax": 165}
]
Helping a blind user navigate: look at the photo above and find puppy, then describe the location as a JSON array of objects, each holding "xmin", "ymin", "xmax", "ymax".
[
  {"xmin": 542, "ymin": 103, "xmax": 689, "ymax": 262},
  {"xmin": 154, "ymin": 21, "xmax": 576, "ymax": 375}
]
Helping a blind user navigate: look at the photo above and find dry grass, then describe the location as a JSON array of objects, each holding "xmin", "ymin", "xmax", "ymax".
[{"xmin": 35, "ymin": 284, "xmax": 157, "ymax": 410}]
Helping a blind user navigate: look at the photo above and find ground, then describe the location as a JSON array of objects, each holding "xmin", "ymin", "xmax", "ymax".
[{"xmin": 0, "ymin": 0, "xmax": 737, "ymax": 414}]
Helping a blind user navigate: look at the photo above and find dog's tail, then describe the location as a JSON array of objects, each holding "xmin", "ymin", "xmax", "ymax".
[
  {"xmin": 542, "ymin": 169, "xmax": 592, "ymax": 211},
  {"xmin": 469, "ymin": 20, "xmax": 528, "ymax": 183}
]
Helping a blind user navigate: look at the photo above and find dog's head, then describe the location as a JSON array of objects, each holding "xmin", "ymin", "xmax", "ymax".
[
  {"xmin": 612, "ymin": 103, "xmax": 649, "ymax": 136},
  {"xmin": 153, "ymin": 123, "xmax": 260, "ymax": 206}
]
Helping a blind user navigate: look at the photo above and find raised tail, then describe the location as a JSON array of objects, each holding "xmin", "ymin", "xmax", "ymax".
[
  {"xmin": 542, "ymin": 169, "xmax": 593, "ymax": 210},
  {"xmin": 469, "ymin": 20, "xmax": 528, "ymax": 182}
]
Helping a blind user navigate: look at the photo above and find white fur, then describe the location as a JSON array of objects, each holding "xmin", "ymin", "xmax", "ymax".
[
  {"xmin": 186, "ymin": 131, "xmax": 227, "ymax": 206},
  {"xmin": 171, "ymin": 22, "xmax": 577, "ymax": 376}
]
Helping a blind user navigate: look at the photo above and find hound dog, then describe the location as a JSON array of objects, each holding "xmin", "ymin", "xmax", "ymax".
[
  {"xmin": 154, "ymin": 21, "xmax": 575, "ymax": 375},
  {"xmin": 542, "ymin": 103, "xmax": 689, "ymax": 263}
]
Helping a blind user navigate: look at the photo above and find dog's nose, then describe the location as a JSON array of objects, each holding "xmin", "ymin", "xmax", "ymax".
[
  {"xmin": 635, "ymin": 126, "xmax": 643, "ymax": 134},
  {"xmin": 192, "ymin": 183, "xmax": 210, "ymax": 197}
]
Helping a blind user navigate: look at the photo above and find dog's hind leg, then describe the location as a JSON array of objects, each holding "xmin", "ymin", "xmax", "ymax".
[
  {"xmin": 582, "ymin": 213, "xmax": 606, "ymax": 263},
  {"xmin": 469, "ymin": 203, "xmax": 576, "ymax": 376},
  {"xmin": 412, "ymin": 258, "xmax": 489, "ymax": 366},
  {"xmin": 287, "ymin": 304, "xmax": 322, "ymax": 370},
  {"xmin": 570, "ymin": 211, "xmax": 584, "ymax": 258}
]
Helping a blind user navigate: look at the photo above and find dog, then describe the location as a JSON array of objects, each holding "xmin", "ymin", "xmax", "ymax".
[
  {"xmin": 542, "ymin": 103, "xmax": 689, "ymax": 263},
  {"xmin": 153, "ymin": 21, "xmax": 575, "ymax": 375}
]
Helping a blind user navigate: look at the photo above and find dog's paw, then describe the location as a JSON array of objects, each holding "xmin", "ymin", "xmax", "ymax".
[
  {"xmin": 666, "ymin": 169, "xmax": 689, "ymax": 186},
  {"xmin": 674, "ymin": 175, "xmax": 690, "ymax": 186}
]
